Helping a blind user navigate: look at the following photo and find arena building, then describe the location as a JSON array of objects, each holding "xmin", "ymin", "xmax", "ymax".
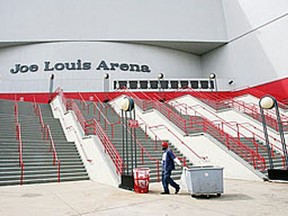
[{"xmin": 1, "ymin": 1, "xmax": 288, "ymax": 215}]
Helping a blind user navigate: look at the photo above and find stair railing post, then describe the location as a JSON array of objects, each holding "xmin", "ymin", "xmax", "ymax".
[
  {"xmin": 274, "ymin": 99, "xmax": 288, "ymax": 168},
  {"xmin": 133, "ymin": 108, "xmax": 137, "ymax": 169},
  {"xmin": 259, "ymin": 97, "xmax": 274, "ymax": 170}
]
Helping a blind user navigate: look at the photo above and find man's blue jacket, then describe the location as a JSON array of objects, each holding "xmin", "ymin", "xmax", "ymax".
[{"xmin": 162, "ymin": 149, "xmax": 176, "ymax": 172}]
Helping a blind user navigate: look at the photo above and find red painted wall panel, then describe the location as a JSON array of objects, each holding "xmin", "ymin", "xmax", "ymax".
[{"xmin": 0, "ymin": 77, "xmax": 287, "ymax": 104}]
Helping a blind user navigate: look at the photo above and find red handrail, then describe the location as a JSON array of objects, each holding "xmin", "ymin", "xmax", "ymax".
[
  {"xmin": 78, "ymin": 92, "xmax": 121, "ymax": 138},
  {"xmin": 180, "ymin": 88, "xmax": 288, "ymax": 131},
  {"xmin": 33, "ymin": 102, "xmax": 45, "ymax": 137},
  {"xmin": 130, "ymin": 91, "xmax": 266, "ymax": 171},
  {"xmin": 94, "ymin": 102, "xmax": 121, "ymax": 138},
  {"xmin": 86, "ymin": 119, "xmax": 123, "ymax": 174},
  {"xmin": 231, "ymin": 99, "xmax": 288, "ymax": 132},
  {"xmin": 169, "ymin": 101, "xmax": 272, "ymax": 169},
  {"xmin": 56, "ymin": 88, "xmax": 67, "ymax": 111},
  {"xmin": 16, "ymin": 123, "xmax": 24, "ymax": 185},
  {"xmin": 203, "ymin": 118, "xmax": 266, "ymax": 171},
  {"xmin": 121, "ymin": 118, "xmax": 161, "ymax": 181},
  {"xmin": 141, "ymin": 117, "xmax": 207, "ymax": 162},
  {"xmin": 45, "ymin": 125, "xmax": 61, "ymax": 182},
  {"xmin": 14, "ymin": 101, "xmax": 19, "ymax": 124},
  {"xmin": 244, "ymin": 88, "xmax": 288, "ymax": 109},
  {"xmin": 228, "ymin": 121, "xmax": 286, "ymax": 168},
  {"xmin": 170, "ymin": 101, "xmax": 288, "ymax": 156},
  {"xmin": 93, "ymin": 93, "xmax": 114, "ymax": 117},
  {"xmin": 239, "ymin": 122, "xmax": 287, "ymax": 150},
  {"xmin": 66, "ymin": 99, "xmax": 87, "ymax": 132},
  {"xmin": 14, "ymin": 101, "xmax": 24, "ymax": 185},
  {"xmin": 58, "ymin": 91, "xmax": 124, "ymax": 175}
]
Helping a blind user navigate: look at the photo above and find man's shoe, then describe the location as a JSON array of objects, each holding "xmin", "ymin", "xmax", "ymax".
[
  {"xmin": 160, "ymin": 191, "xmax": 170, "ymax": 195},
  {"xmin": 175, "ymin": 187, "xmax": 180, "ymax": 194}
]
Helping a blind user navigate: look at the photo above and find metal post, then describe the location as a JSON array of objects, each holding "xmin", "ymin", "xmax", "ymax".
[
  {"xmin": 133, "ymin": 109, "xmax": 137, "ymax": 168},
  {"xmin": 48, "ymin": 74, "xmax": 54, "ymax": 103},
  {"xmin": 121, "ymin": 110, "xmax": 125, "ymax": 173},
  {"xmin": 259, "ymin": 106, "xmax": 274, "ymax": 169},
  {"xmin": 125, "ymin": 111, "xmax": 129, "ymax": 175},
  {"xmin": 129, "ymin": 111, "xmax": 134, "ymax": 172},
  {"xmin": 274, "ymin": 101, "xmax": 288, "ymax": 168}
]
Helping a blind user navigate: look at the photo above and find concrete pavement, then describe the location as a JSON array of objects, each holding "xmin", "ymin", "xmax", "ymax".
[{"xmin": 0, "ymin": 179, "xmax": 288, "ymax": 216}]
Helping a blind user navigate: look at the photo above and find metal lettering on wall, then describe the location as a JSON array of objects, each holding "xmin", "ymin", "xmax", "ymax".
[{"xmin": 9, "ymin": 59, "xmax": 151, "ymax": 74}]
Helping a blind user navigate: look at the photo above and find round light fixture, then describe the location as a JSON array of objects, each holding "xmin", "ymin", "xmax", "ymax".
[
  {"xmin": 158, "ymin": 73, "xmax": 164, "ymax": 79},
  {"xmin": 209, "ymin": 73, "xmax": 216, "ymax": 79},
  {"xmin": 259, "ymin": 96, "xmax": 275, "ymax": 109},
  {"xmin": 104, "ymin": 73, "xmax": 109, "ymax": 79},
  {"xmin": 120, "ymin": 97, "xmax": 135, "ymax": 111}
]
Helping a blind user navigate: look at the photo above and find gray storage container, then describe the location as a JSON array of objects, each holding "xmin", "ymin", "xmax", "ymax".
[{"xmin": 185, "ymin": 165, "xmax": 224, "ymax": 198}]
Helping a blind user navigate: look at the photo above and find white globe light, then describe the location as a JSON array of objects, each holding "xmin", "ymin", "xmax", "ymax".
[
  {"xmin": 158, "ymin": 73, "xmax": 164, "ymax": 79},
  {"xmin": 209, "ymin": 73, "xmax": 216, "ymax": 79},
  {"xmin": 260, "ymin": 96, "xmax": 275, "ymax": 109},
  {"xmin": 120, "ymin": 97, "xmax": 130, "ymax": 111},
  {"xmin": 103, "ymin": 73, "xmax": 109, "ymax": 79}
]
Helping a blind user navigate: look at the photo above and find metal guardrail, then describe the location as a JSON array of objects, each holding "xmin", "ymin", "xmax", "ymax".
[{"xmin": 128, "ymin": 91, "xmax": 267, "ymax": 172}]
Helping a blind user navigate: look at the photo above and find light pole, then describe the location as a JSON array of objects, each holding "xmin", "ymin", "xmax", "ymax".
[
  {"xmin": 209, "ymin": 73, "xmax": 217, "ymax": 92},
  {"xmin": 48, "ymin": 74, "xmax": 54, "ymax": 103},
  {"xmin": 259, "ymin": 96, "xmax": 288, "ymax": 169},
  {"xmin": 119, "ymin": 96, "xmax": 137, "ymax": 190},
  {"xmin": 103, "ymin": 73, "xmax": 110, "ymax": 92},
  {"xmin": 158, "ymin": 73, "xmax": 164, "ymax": 91}
]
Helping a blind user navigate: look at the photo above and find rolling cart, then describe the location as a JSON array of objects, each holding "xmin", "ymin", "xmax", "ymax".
[{"xmin": 183, "ymin": 165, "xmax": 224, "ymax": 198}]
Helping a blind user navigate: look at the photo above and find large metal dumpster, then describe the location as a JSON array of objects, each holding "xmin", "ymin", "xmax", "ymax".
[{"xmin": 184, "ymin": 165, "xmax": 224, "ymax": 198}]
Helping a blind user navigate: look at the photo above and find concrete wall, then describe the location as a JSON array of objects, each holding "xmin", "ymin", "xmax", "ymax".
[
  {"xmin": 202, "ymin": 0, "xmax": 288, "ymax": 90},
  {"xmin": 1, "ymin": 0, "xmax": 288, "ymax": 92},
  {"xmin": 50, "ymin": 95, "xmax": 119, "ymax": 187},
  {"xmin": 0, "ymin": 0, "xmax": 226, "ymax": 42},
  {"xmin": 0, "ymin": 42, "xmax": 201, "ymax": 92}
]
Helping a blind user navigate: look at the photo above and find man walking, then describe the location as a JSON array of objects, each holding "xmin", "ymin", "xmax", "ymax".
[{"xmin": 161, "ymin": 142, "xmax": 182, "ymax": 195}]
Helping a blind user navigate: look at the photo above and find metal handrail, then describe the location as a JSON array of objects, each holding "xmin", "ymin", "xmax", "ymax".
[
  {"xmin": 16, "ymin": 123, "xmax": 24, "ymax": 185},
  {"xmin": 170, "ymin": 101, "xmax": 272, "ymax": 167},
  {"xmin": 93, "ymin": 94, "xmax": 106, "ymax": 109},
  {"xmin": 133, "ymin": 91, "xmax": 266, "ymax": 171},
  {"xmin": 139, "ymin": 115, "xmax": 207, "ymax": 162},
  {"xmin": 231, "ymin": 99, "xmax": 288, "ymax": 132},
  {"xmin": 227, "ymin": 121, "xmax": 286, "ymax": 167},
  {"xmin": 66, "ymin": 99, "xmax": 87, "ymax": 132},
  {"xmin": 54, "ymin": 105, "xmax": 92, "ymax": 163},
  {"xmin": 14, "ymin": 100, "xmax": 24, "ymax": 185},
  {"xmin": 86, "ymin": 119, "xmax": 123, "ymax": 174},
  {"xmin": 202, "ymin": 119, "xmax": 267, "ymax": 171},
  {"xmin": 14, "ymin": 101, "xmax": 19, "ymax": 125},
  {"xmin": 33, "ymin": 102, "xmax": 45, "ymax": 136},
  {"xmin": 244, "ymin": 88, "xmax": 288, "ymax": 109},
  {"xmin": 45, "ymin": 125, "xmax": 61, "ymax": 182},
  {"xmin": 79, "ymin": 93, "xmax": 121, "ymax": 138},
  {"xmin": 90, "ymin": 102, "xmax": 121, "ymax": 138},
  {"xmin": 102, "ymin": 100, "xmax": 162, "ymax": 180},
  {"xmin": 121, "ymin": 117, "xmax": 161, "ymax": 181},
  {"xmin": 56, "ymin": 88, "xmax": 67, "ymax": 111},
  {"xmin": 170, "ymin": 101, "xmax": 287, "ymax": 155},
  {"xmin": 57, "ymin": 91, "xmax": 123, "ymax": 175}
]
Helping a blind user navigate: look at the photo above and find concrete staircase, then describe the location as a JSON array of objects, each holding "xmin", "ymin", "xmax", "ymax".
[
  {"xmin": 75, "ymin": 99, "xmax": 192, "ymax": 182},
  {"xmin": 0, "ymin": 99, "xmax": 88, "ymax": 186},
  {"xmin": 239, "ymin": 137, "xmax": 284, "ymax": 175},
  {"xmin": 136, "ymin": 99, "xmax": 276, "ymax": 177}
]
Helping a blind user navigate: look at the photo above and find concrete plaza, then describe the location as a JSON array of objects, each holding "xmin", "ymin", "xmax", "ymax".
[{"xmin": 0, "ymin": 179, "xmax": 288, "ymax": 216}]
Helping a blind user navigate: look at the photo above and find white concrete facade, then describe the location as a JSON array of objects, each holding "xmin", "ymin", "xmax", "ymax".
[
  {"xmin": 0, "ymin": 42, "xmax": 201, "ymax": 92},
  {"xmin": 0, "ymin": 0, "xmax": 287, "ymax": 92}
]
